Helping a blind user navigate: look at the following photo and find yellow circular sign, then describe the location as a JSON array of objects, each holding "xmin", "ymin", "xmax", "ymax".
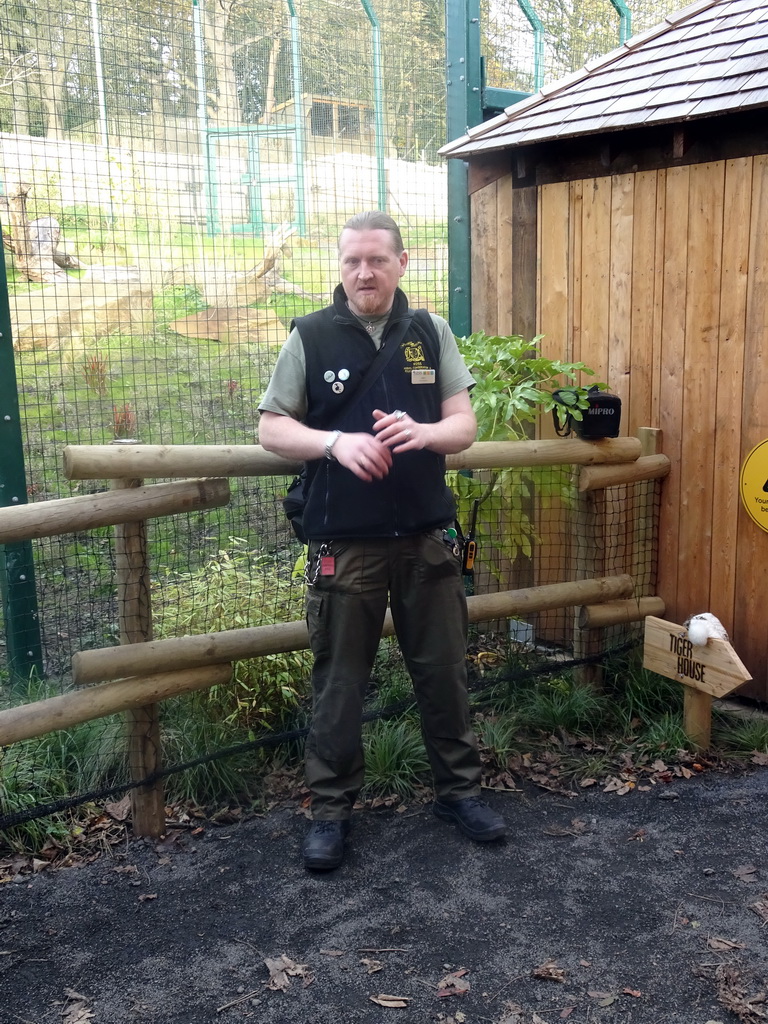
[{"xmin": 741, "ymin": 438, "xmax": 768, "ymax": 532}]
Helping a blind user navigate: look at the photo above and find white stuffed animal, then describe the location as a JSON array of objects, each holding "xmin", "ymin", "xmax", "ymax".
[{"xmin": 684, "ymin": 612, "xmax": 729, "ymax": 646}]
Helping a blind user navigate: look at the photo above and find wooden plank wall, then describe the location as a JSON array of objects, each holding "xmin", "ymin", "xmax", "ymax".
[{"xmin": 469, "ymin": 156, "xmax": 768, "ymax": 696}]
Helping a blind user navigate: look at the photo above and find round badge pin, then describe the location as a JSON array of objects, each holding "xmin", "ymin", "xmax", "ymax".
[
  {"xmin": 323, "ymin": 370, "xmax": 335, "ymax": 383},
  {"xmin": 338, "ymin": 368, "xmax": 350, "ymax": 381},
  {"xmin": 332, "ymin": 381, "xmax": 344, "ymax": 394}
]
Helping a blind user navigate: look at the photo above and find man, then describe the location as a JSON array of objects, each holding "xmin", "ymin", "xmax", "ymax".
[{"xmin": 259, "ymin": 211, "xmax": 506, "ymax": 871}]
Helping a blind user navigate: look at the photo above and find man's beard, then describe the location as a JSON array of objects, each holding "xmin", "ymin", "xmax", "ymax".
[{"xmin": 352, "ymin": 291, "xmax": 387, "ymax": 317}]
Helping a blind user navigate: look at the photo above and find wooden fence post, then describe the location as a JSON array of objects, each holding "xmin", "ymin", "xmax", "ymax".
[
  {"xmin": 633, "ymin": 427, "xmax": 663, "ymax": 596},
  {"xmin": 112, "ymin": 466, "xmax": 165, "ymax": 838},
  {"xmin": 572, "ymin": 469, "xmax": 605, "ymax": 687}
]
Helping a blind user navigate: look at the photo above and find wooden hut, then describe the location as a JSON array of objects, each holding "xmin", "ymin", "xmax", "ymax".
[{"xmin": 441, "ymin": 0, "xmax": 768, "ymax": 695}]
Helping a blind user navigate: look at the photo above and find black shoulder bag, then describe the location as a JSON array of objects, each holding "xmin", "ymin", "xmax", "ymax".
[{"xmin": 282, "ymin": 311, "xmax": 437, "ymax": 543}]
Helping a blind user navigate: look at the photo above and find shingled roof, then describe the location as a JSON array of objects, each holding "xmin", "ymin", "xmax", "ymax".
[{"xmin": 441, "ymin": 0, "xmax": 768, "ymax": 158}]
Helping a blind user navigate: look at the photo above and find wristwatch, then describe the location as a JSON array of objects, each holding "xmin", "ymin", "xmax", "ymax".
[{"xmin": 324, "ymin": 429, "xmax": 342, "ymax": 460}]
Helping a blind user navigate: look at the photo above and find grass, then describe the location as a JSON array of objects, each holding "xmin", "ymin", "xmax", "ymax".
[
  {"xmin": 362, "ymin": 719, "xmax": 430, "ymax": 800},
  {"xmin": 0, "ymin": 676, "xmax": 127, "ymax": 855},
  {"xmin": 7, "ymin": 643, "xmax": 768, "ymax": 858},
  {"xmin": 516, "ymin": 677, "xmax": 612, "ymax": 737},
  {"xmin": 161, "ymin": 691, "xmax": 261, "ymax": 809}
]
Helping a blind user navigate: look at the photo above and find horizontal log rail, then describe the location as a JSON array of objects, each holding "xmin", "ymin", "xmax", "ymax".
[
  {"xmin": 72, "ymin": 575, "xmax": 634, "ymax": 686},
  {"xmin": 62, "ymin": 437, "xmax": 643, "ymax": 481},
  {"xmin": 1, "ymin": 431, "xmax": 660, "ymax": 838},
  {"xmin": 0, "ymin": 664, "xmax": 233, "ymax": 747},
  {"xmin": 579, "ymin": 596, "xmax": 666, "ymax": 629},
  {"xmin": 0, "ymin": 479, "xmax": 230, "ymax": 543},
  {"xmin": 578, "ymin": 454, "xmax": 670, "ymax": 492}
]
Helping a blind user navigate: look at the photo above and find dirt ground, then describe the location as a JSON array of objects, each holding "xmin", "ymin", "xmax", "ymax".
[{"xmin": 3, "ymin": 769, "xmax": 768, "ymax": 1024}]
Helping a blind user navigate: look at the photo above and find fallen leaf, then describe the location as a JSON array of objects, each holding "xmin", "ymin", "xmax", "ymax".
[
  {"xmin": 709, "ymin": 963, "xmax": 768, "ymax": 1023},
  {"xmin": 105, "ymin": 795, "xmax": 131, "ymax": 821},
  {"xmin": 361, "ymin": 958, "xmax": 384, "ymax": 974},
  {"xmin": 499, "ymin": 1000, "xmax": 524, "ymax": 1023},
  {"xmin": 437, "ymin": 970, "xmax": 471, "ymax": 997},
  {"xmin": 560, "ymin": 1008, "xmax": 575, "ymax": 1018},
  {"xmin": 751, "ymin": 752, "xmax": 768, "ymax": 766},
  {"xmin": 320, "ymin": 949, "xmax": 345, "ymax": 957},
  {"xmin": 532, "ymin": 959, "xmax": 566, "ymax": 983},
  {"xmin": 64, "ymin": 989, "xmax": 89, "ymax": 1002},
  {"xmin": 369, "ymin": 994, "xmax": 410, "ymax": 1007},
  {"xmin": 588, "ymin": 990, "xmax": 617, "ymax": 1006},
  {"xmin": 579, "ymin": 778, "xmax": 597, "ymax": 788},
  {"xmin": 733, "ymin": 864, "xmax": 759, "ymax": 883},
  {"xmin": 623, "ymin": 987, "xmax": 642, "ymax": 997},
  {"xmin": 138, "ymin": 893, "xmax": 157, "ymax": 902},
  {"xmin": 707, "ymin": 937, "xmax": 747, "ymax": 951},
  {"xmin": 750, "ymin": 897, "xmax": 768, "ymax": 924},
  {"xmin": 627, "ymin": 829, "xmax": 647, "ymax": 842},
  {"xmin": 61, "ymin": 989, "xmax": 95, "ymax": 1024},
  {"xmin": 264, "ymin": 955, "xmax": 313, "ymax": 991},
  {"xmin": 532, "ymin": 1014, "xmax": 551, "ymax": 1024}
]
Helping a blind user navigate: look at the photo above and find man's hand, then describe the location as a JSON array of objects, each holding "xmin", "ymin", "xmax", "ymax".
[
  {"xmin": 372, "ymin": 408, "xmax": 425, "ymax": 452},
  {"xmin": 372, "ymin": 391, "xmax": 477, "ymax": 455},
  {"xmin": 259, "ymin": 412, "xmax": 392, "ymax": 482},
  {"xmin": 333, "ymin": 432, "xmax": 392, "ymax": 481}
]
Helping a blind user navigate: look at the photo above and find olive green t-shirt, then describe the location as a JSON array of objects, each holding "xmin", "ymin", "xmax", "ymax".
[{"xmin": 258, "ymin": 309, "xmax": 474, "ymax": 420}]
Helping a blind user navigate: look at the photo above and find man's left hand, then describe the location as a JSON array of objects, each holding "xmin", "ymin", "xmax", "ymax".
[{"xmin": 372, "ymin": 409, "xmax": 425, "ymax": 452}]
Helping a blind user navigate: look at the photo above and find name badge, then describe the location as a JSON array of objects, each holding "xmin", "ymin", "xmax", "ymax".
[{"xmin": 411, "ymin": 368, "xmax": 435, "ymax": 384}]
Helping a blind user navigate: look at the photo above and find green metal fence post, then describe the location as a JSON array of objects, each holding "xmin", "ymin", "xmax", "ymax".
[
  {"xmin": 446, "ymin": 0, "xmax": 482, "ymax": 336},
  {"xmin": 517, "ymin": 0, "xmax": 546, "ymax": 91},
  {"xmin": 360, "ymin": 0, "xmax": 388, "ymax": 212},
  {"xmin": 0, "ymin": 228, "xmax": 44, "ymax": 687},
  {"xmin": 287, "ymin": 0, "xmax": 308, "ymax": 236},
  {"xmin": 609, "ymin": 0, "xmax": 633, "ymax": 45}
]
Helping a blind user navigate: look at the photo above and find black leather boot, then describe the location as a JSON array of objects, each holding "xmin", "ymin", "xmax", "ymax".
[{"xmin": 302, "ymin": 820, "xmax": 350, "ymax": 870}]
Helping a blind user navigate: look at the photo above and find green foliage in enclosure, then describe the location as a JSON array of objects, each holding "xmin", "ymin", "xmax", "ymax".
[
  {"xmin": 0, "ymin": 677, "xmax": 127, "ymax": 855},
  {"xmin": 459, "ymin": 331, "xmax": 600, "ymax": 441},
  {"xmin": 452, "ymin": 330, "xmax": 604, "ymax": 563},
  {"xmin": 516, "ymin": 675, "xmax": 612, "ymax": 737},
  {"xmin": 153, "ymin": 540, "xmax": 312, "ymax": 731},
  {"xmin": 161, "ymin": 691, "xmax": 261, "ymax": 808},
  {"xmin": 362, "ymin": 719, "xmax": 430, "ymax": 799}
]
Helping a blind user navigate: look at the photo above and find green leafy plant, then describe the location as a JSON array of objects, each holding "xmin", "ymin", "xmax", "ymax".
[
  {"xmin": 452, "ymin": 331, "xmax": 607, "ymax": 562},
  {"xmin": 0, "ymin": 676, "xmax": 127, "ymax": 855},
  {"xmin": 602, "ymin": 656, "xmax": 683, "ymax": 734},
  {"xmin": 713, "ymin": 718, "xmax": 768, "ymax": 755},
  {"xmin": 635, "ymin": 713, "xmax": 692, "ymax": 759},
  {"xmin": 476, "ymin": 714, "xmax": 521, "ymax": 768},
  {"xmin": 517, "ymin": 677, "xmax": 611, "ymax": 737},
  {"xmin": 458, "ymin": 331, "xmax": 601, "ymax": 441},
  {"xmin": 152, "ymin": 539, "xmax": 311, "ymax": 731},
  {"xmin": 161, "ymin": 691, "xmax": 260, "ymax": 808},
  {"xmin": 361, "ymin": 719, "xmax": 430, "ymax": 799}
]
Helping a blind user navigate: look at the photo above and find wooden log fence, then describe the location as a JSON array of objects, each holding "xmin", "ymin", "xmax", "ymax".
[{"xmin": 0, "ymin": 433, "xmax": 669, "ymax": 837}]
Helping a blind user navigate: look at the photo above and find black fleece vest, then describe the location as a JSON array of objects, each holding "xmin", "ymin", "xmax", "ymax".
[{"xmin": 293, "ymin": 286, "xmax": 456, "ymax": 539}]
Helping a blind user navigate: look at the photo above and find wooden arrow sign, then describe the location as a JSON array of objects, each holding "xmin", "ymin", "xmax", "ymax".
[{"xmin": 643, "ymin": 616, "xmax": 751, "ymax": 698}]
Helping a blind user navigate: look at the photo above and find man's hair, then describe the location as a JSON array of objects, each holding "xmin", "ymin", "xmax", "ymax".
[{"xmin": 339, "ymin": 211, "xmax": 404, "ymax": 254}]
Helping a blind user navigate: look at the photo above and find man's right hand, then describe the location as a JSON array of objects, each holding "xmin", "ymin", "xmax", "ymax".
[
  {"xmin": 259, "ymin": 412, "xmax": 391, "ymax": 481},
  {"xmin": 333, "ymin": 432, "xmax": 392, "ymax": 481}
]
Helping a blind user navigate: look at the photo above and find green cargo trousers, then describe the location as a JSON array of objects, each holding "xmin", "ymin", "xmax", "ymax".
[{"xmin": 304, "ymin": 530, "xmax": 482, "ymax": 819}]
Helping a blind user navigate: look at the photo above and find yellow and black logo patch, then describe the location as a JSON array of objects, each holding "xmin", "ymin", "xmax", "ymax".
[{"xmin": 402, "ymin": 339, "xmax": 426, "ymax": 367}]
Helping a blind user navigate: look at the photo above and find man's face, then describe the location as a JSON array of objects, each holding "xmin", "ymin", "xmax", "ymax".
[{"xmin": 338, "ymin": 228, "xmax": 408, "ymax": 318}]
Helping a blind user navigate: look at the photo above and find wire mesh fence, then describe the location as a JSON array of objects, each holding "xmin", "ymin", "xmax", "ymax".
[
  {"xmin": 0, "ymin": 0, "xmax": 668, "ymax": 843},
  {"xmin": 483, "ymin": 0, "xmax": 685, "ymax": 93}
]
